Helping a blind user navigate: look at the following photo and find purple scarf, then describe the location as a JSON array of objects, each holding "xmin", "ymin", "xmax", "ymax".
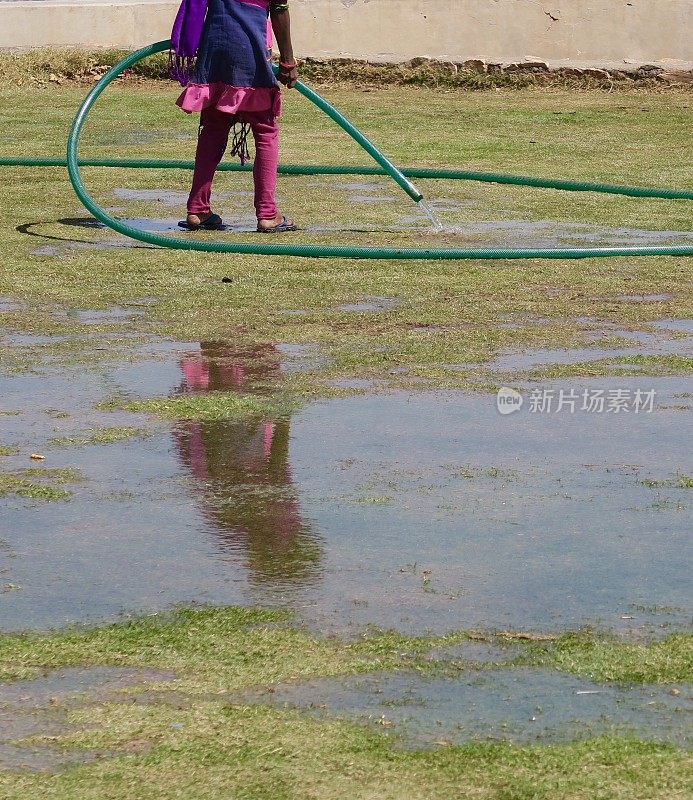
[{"xmin": 169, "ymin": 0, "xmax": 209, "ymax": 86}]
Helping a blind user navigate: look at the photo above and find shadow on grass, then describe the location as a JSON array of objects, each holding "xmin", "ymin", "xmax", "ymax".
[{"xmin": 16, "ymin": 218, "xmax": 151, "ymax": 250}]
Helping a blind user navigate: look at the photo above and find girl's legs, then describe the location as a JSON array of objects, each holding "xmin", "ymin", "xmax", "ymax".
[
  {"xmin": 187, "ymin": 107, "xmax": 234, "ymax": 220},
  {"xmin": 249, "ymin": 113, "xmax": 280, "ymax": 223},
  {"xmin": 187, "ymin": 107, "xmax": 293, "ymax": 228}
]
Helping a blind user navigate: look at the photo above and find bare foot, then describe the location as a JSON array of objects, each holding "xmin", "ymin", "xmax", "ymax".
[
  {"xmin": 187, "ymin": 212, "xmax": 213, "ymax": 226},
  {"xmin": 257, "ymin": 213, "xmax": 296, "ymax": 232}
]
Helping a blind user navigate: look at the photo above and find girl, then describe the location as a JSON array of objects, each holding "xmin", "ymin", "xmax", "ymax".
[{"xmin": 169, "ymin": 0, "xmax": 298, "ymax": 232}]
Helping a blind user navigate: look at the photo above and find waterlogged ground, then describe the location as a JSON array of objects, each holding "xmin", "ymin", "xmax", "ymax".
[
  {"xmin": 0, "ymin": 309, "xmax": 691, "ymax": 790},
  {"xmin": 19, "ymin": 182, "xmax": 693, "ymax": 252},
  {"xmin": 1, "ymin": 329, "xmax": 691, "ymax": 634},
  {"xmin": 0, "ymin": 83, "xmax": 691, "ymax": 797},
  {"xmin": 242, "ymin": 667, "xmax": 691, "ymax": 748},
  {"xmin": 0, "ymin": 667, "xmax": 172, "ymax": 771}
]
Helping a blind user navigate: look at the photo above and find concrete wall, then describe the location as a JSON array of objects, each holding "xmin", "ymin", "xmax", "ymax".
[{"xmin": 1, "ymin": 0, "xmax": 692, "ymax": 69}]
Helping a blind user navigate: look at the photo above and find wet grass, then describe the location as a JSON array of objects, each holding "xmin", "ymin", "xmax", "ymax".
[
  {"xmin": 98, "ymin": 392, "xmax": 298, "ymax": 421},
  {"xmin": 1, "ymin": 607, "xmax": 689, "ymax": 688},
  {"xmin": 0, "ymin": 82, "xmax": 691, "ymax": 796},
  {"xmin": 3, "ymin": 719, "xmax": 688, "ymax": 800},
  {"xmin": 0, "ymin": 445, "xmax": 19, "ymax": 457},
  {"xmin": 0, "ymin": 325, "xmax": 153, "ymax": 375},
  {"xmin": 523, "ymin": 631, "xmax": 693, "ymax": 684},
  {"xmin": 0, "ymin": 478, "xmax": 70, "ymax": 500},
  {"xmin": 528, "ymin": 354, "xmax": 693, "ymax": 379},
  {"xmin": 0, "ymin": 466, "xmax": 82, "ymax": 500},
  {"xmin": 48, "ymin": 426, "xmax": 151, "ymax": 447},
  {"xmin": 3, "ymin": 715, "xmax": 688, "ymax": 800},
  {"xmin": 0, "ymin": 607, "xmax": 458, "ymax": 684},
  {"xmin": 353, "ymin": 494, "xmax": 393, "ymax": 505},
  {"xmin": 0, "ymin": 609, "xmax": 690, "ymax": 798},
  {"xmin": 478, "ymin": 467, "xmax": 518, "ymax": 480},
  {"xmin": 0, "ymin": 84, "xmax": 690, "ymax": 386},
  {"xmin": 639, "ymin": 474, "xmax": 693, "ymax": 489}
]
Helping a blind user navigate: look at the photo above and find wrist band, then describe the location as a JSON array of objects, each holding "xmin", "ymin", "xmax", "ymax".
[
  {"xmin": 280, "ymin": 61, "xmax": 297, "ymax": 70},
  {"xmin": 271, "ymin": 3, "xmax": 289, "ymax": 12}
]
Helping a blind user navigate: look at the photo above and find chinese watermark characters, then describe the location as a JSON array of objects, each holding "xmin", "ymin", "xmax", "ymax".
[{"xmin": 497, "ymin": 387, "xmax": 656, "ymax": 415}]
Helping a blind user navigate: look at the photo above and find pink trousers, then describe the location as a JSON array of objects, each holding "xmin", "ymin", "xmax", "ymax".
[{"xmin": 187, "ymin": 106, "xmax": 279, "ymax": 221}]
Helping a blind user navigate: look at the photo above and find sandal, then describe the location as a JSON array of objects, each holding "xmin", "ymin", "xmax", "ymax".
[
  {"xmin": 257, "ymin": 216, "xmax": 298, "ymax": 233},
  {"xmin": 178, "ymin": 213, "xmax": 225, "ymax": 231}
]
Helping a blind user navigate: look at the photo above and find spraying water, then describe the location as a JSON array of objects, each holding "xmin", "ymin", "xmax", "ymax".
[{"xmin": 417, "ymin": 199, "xmax": 445, "ymax": 231}]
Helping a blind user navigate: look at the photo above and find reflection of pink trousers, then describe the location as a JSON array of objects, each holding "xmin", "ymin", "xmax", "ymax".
[{"xmin": 187, "ymin": 107, "xmax": 279, "ymax": 221}]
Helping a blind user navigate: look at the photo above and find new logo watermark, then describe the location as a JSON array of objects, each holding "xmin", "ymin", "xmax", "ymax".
[
  {"xmin": 496, "ymin": 387, "xmax": 656, "ymax": 415},
  {"xmin": 496, "ymin": 387, "xmax": 524, "ymax": 415}
]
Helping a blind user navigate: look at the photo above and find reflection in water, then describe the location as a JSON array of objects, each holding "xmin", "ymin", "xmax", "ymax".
[
  {"xmin": 175, "ymin": 343, "xmax": 322, "ymax": 587},
  {"xmin": 2, "ymin": 353, "xmax": 692, "ymax": 633}
]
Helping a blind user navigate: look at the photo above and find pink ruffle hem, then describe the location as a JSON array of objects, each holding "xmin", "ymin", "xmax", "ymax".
[{"xmin": 177, "ymin": 83, "xmax": 282, "ymax": 118}]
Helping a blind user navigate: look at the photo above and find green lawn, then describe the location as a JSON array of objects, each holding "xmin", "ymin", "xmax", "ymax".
[
  {"xmin": 0, "ymin": 82, "xmax": 691, "ymax": 386},
  {"xmin": 0, "ymin": 79, "xmax": 691, "ymax": 797},
  {"xmin": 0, "ymin": 609, "xmax": 691, "ymax": 799}
]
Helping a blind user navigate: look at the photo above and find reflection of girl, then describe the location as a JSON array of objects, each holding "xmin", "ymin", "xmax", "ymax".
[
  {"xmin": 180, "ymin": 342, "xmax": 279, "ymax": 393},
  {"xmin": 170, "ymin": 0, "xmax": 298, "ymax": 232},
  {"xmin": 175, "ymin": 344, "xmax": 321, "ymax": 585}
]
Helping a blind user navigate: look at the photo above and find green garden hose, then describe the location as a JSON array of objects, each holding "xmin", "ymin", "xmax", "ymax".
[
  {"xmin": 2, "ymin": 157, "xmax": 691, "ymax": 201},
  {"xmin": 273, "ymin": 63, "xmax": 422, "ymax": 203},
  {"xmin": 8, "ymin": 39, "xmax": 693, "ymax": 260}
]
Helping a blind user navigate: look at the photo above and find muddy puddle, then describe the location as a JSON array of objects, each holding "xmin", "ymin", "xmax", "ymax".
[
  {"xmin": 615, "ymin": 294, "xmax": 672, "ymax": 303},
  {"xmin": 482, "ymin": 330, "xmax": 692, "ymax": 374},
  {"xmin": 652, "ymin": 319, "xmax": 693, "ymax": 335},
  {"xmin": 0, "ymin": 667, "xmax": 170, "ymax": 771},
  {"xmin": 63, "ymin": 306, "xmax": 145, "ymax": 325},
  {"xmin": 0, "ymin": 298, "xmax": 23, "ymax": 314},
  {"xmin": 433, "ymin": 319, "xmax": 692, "ymax": 375},
  {"xmin": 240, "ymin": 668, "xmax": 691, "ymax": 748},
  {"xmin": 335, "ymin": 296, "xmax": 400, "ymax": 313},
  {"xmin": 19, "ymin": 179, "xmax": 692, "ymax": 253},
  {"xmin": 398, "ymin": 210, "xmax": 693, "ymax": 247},
  {"xmin": 1, "ymin": 332, "xmax": 691, "ymax": 635}
]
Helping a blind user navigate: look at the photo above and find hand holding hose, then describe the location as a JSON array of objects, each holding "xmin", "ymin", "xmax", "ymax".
[{"xmin": 278, "ymin": 61, "xmax": 298, "ymax": 89}]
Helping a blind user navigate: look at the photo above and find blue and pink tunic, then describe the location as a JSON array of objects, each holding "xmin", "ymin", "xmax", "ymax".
[{"xmin": 177, "ymin": 0, "xmax": 281, "ymax": 119}]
